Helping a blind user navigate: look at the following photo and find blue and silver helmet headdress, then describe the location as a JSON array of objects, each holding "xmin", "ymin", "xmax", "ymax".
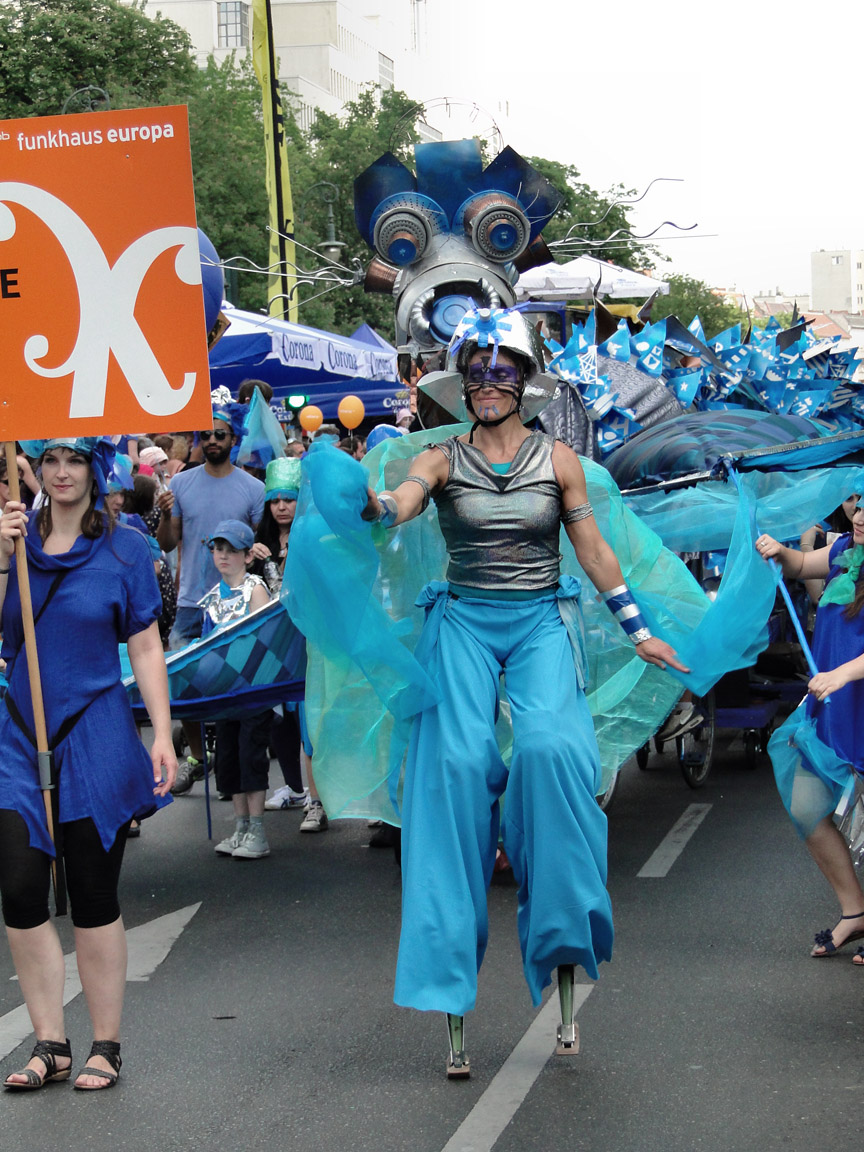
[{"xmin": 418, "ymin": 306, "xmax": 559, "ymax": 423}]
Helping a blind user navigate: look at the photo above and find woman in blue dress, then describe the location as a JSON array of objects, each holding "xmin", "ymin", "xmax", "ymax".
[
  {"xmin": 0, "ymin": 438, "xmax": 177, "ymax": 1090},
  {"xmin": 758, "ymin": 502, "xmax": 864, "ymax": 964}
]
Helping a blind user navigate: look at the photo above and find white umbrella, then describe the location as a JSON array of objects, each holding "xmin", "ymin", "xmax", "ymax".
[{"xmin": 515, "ymin": 256, "xmax": 669, "ymax": 301}]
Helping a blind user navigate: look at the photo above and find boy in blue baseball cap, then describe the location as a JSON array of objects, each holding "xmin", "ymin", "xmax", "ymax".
[{"xmin": 199, "ymin": 519, "xmax": 273, "ymax": 858}]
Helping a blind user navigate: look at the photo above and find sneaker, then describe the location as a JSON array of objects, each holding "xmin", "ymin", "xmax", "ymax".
[
  {"xmin": 215, "ymin": 827, "xmax": 247, "ymax": 855},
  {"xmin": 299, "ymin": 800, "xmax": 328, "ymax": 833},
  {"xmin": 233, "ymin": 827, "xmax": 270, "ymax": 859},
  {"xmin": 265, "ymin": 785, "xmax": 310, "ymax": 811},
  {"xmin": 657, "ymin": 701, "xmax": 704, "ymax": 741},
  {"xmin": 170, "ymin": 756, "xmax": 202, "ymax": 796}
]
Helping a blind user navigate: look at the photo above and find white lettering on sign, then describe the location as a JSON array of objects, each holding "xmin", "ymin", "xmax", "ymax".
[
  {"xmin": 0, "ymin": 182, "xmax": 201, "ymax": 418},
  {"xmin": 326, "ymin": 342, "xmax": 359, "ymax": 374}
]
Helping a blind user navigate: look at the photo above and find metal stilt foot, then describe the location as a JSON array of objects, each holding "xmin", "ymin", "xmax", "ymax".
[
  {"xmin": 445, "ymin": 1013, "xmax": 470, "ymax": 1079},
  {"xmin": 555, "ymin": 964, "xmax": 580, "ymax": 1055}
]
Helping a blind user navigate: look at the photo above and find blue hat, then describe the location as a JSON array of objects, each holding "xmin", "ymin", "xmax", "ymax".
[{"xmin": 208, "ymin": 519, "xmax": 254, "ymax": 551}]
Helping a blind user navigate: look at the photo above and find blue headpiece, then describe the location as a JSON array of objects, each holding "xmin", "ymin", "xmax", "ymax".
[{"xmin": 19, "ymin": 437, "xmax": 118, "ymax": 509}]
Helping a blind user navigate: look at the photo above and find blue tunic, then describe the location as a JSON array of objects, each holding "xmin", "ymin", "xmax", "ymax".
[
  {"xmin": 808, "ymin": 533, "xmax": 864, "ymax": 770},
  {"xmin": 0, "ymin": 516, "xmax": 169, "ymax": 856}
]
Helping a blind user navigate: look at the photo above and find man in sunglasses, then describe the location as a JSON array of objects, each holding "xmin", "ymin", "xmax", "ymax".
[{"xmin": 156, "ymin": 408, "xmax": 265, "ymax": 792}]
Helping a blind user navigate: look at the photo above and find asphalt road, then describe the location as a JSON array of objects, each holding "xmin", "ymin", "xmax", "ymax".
[{"xmin": 1, "ymin": 731, "xmax": 862, "ymax": 1152}]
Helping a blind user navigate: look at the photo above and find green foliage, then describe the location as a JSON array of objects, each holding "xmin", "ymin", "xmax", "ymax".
[
  {"xmin": 186, "ymin": 55, "xmax": 269, "ymax": 313},
  {"xmin": 752, "ymin": 312, "xmax": 795, "ymax": 331},
  {"xmin": 649, "ymin": 273, "xmax": 744, "ymax": 339},
  {"xmin": 0, "ymin": 0, "xmax": 197, "ymax": 118},
  {"xmin": 282, "ymin": 85, "xmax": 422, "ymax": 335}
]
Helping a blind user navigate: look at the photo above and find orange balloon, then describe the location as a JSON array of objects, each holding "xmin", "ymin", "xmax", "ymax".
[
  {"xmin": 337, "ymin": 394, "xmax": 365, "ymax": 430},
  {"xmin": 298, "ymin": 405, "xmax": 323, "ymax": 433}
]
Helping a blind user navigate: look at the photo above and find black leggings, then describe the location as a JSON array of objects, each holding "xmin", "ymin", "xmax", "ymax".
[{"xmin": 0, "ymin": 809, "xmax": 130, "ymax": 930}]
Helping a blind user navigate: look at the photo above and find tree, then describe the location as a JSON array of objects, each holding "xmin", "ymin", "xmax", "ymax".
[
  {"xmin": 648, "ymin": 273, "xmax": 743, "ymax": 339},
  {"xmin": 186, "ymin": 55, "xmax": 270, "ymax": 313},
  {"xmin": 0, "ymin": 0, "xmax": 197, "ymax": 118},
  {"xmin": 280, "ymin": 85, "xmax": 422, "ymax": 334}
]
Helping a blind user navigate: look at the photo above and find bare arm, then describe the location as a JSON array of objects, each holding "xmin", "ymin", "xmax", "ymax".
[
  {"xmin": 155, "ymin": 489, "xmax": 180, "ymax": 552},
  {"xmin": 249, "ymin": 582, "xmax": 271, "ymax": 611},
  {"xmin": 808, "ymin": 651, "xmax": 864, "ymax": 702},
  {"xmin": 127, "ymin": 621, "xmax": 177, "ymax": 795},
  {"xmin": 553, "ymin": 444, "xmax": 689, "ymax": 673},
  {"xmin": 757, "ymin": 533, "xmax": 833, "ymax": 581},
  {"xmin": 361, "ymin": 447, "xmax": 449, "ymax": 528}
]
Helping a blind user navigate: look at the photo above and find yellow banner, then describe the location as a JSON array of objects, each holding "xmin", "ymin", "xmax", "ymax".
[{"xmin": 251, "ymin": 0, "xmax": 298, "ymax": 321}]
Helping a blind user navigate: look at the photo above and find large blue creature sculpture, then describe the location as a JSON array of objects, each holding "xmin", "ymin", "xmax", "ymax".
[{"xmin": 354, "ymin": 139, "xmax": 562, "ymax": 361}]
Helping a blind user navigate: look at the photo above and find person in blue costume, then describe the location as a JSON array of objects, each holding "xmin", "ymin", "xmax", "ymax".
[
  {"xmin": 0, "ymin": 438, "xmax": 176, "ymax": 1092},
  {"xmin": 759, "ymin": 502, "xmax": 864, "ymax": 966},
  {"xmin": 361, "ymin": 307, "xmax": 689, "ymax": 1076}
]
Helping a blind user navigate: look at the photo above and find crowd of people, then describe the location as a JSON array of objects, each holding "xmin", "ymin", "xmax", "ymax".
[{"xmin": 0, "ymin": 305, "xmax": 863, "ymax": 1091}]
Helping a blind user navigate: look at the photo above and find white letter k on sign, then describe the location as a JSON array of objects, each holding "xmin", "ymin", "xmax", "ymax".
[{"xmin": 0, "ymin": 182, "xmax": 202, "ymax": 418}]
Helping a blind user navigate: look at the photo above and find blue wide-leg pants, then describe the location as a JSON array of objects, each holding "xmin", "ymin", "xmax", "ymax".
[{"xmin": 394, "ymin": 590, "xmax": 613, "ymax": 1014}]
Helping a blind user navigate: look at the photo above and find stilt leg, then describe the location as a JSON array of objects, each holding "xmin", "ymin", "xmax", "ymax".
[
  {"xmin": 555, "ymin": 964, "xmax": 580, "ymax": 1055},
  {"xmin": 445, "ymin": 1013, "xmax": 470, "ymax": 1079}
]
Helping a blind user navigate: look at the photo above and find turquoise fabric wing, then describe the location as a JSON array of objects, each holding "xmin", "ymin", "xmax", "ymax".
[{"xmin": 286, "ymin": 429, "xmax": 780, "ymax": 823}]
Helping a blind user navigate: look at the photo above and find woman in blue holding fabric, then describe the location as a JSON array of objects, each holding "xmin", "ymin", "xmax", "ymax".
[
  {"xmin": 0, "ymin": 437, "xmax": 176, "ymax": 1091},
  {"xmin": 360, "ymin": 307, "xmax": 688, "ymax": 1075},
  {"xmin": 758, "ymin": 498, "xmax": 864, "ymax": 965}
]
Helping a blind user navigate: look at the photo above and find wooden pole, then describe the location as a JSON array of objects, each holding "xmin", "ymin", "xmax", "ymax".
[{"xmin": 3, "ymin": 442, "xmax": 61, "ymax": 906}]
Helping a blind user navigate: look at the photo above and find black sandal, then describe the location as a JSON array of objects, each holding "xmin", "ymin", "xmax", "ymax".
[
  {"xmin": 3, "ymin": 1037, "xmax": 72, "ymax": 1090},
  {"xmin": 73, "ymin": 1040, "xmax": 122, "ymax": 1091},
  {"xmin": 812, "ymin": 911, "xmax": 864, "ymax": 957}
]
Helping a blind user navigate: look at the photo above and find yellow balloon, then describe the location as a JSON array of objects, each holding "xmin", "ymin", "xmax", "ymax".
[
  {"xmin": 337, "ymin": 394, "xmax": 365, "ymax": 430},
  {"xmin": 298, "ymin": 405, "xmax": 323, "ymax": 433}
]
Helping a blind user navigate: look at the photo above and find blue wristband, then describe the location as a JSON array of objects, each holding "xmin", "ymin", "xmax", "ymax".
[
  {"xmin": 376, "ymin": 492, "xmax": 398, "ymax": 529},
  {"xmin": 601, "ymin": 584, "xmax": 652, "ymax": 644}
]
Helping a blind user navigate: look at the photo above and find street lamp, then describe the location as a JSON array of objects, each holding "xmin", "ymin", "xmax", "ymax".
[
  {"xmin": 61, "ymin": 86, "xmax": 110, "ymax": 115},
  {"xmin": 302, "ymin": 182, "xmax": 346, "ymax": 265}
]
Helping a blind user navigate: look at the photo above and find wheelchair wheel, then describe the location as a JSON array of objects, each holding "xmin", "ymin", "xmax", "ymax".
[{"xmin": 677, "ymin": 691, "xmax": 715, "ymax": 789}]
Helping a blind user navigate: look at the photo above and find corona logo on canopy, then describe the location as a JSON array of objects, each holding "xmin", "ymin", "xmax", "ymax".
[
  {"xmin": 354, "ymin": 139, "xmax": 562, "ymax": 360},
  {"xmin": 0, "ymin": 106, "xmax": 213, "ymax": 440}
]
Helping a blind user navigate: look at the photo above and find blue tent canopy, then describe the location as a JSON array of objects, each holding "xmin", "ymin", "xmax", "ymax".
[{"xmin": 209, "ymin": 307, "xmax": 403, "ymax": 419}]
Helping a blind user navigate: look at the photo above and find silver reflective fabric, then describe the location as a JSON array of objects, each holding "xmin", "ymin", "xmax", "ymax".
[{"xmin": 433, "ymin": 433, "xmax": 562, "ymax": 591}]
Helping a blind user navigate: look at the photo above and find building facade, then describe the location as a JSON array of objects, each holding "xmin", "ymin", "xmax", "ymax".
[
  {"xmin": 811, "ymin": 249, "xmax": 864, "ymax": 313},
  {"xmin": 134, "ymin": 0, "xmax": 429, "ymax": 130}
]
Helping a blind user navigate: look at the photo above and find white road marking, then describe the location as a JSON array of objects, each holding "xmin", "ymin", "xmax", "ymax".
[
  {"xmin": 0, "ymin": 903, "xmax": 200, "ymax": 1061},
  {"xmin": 637, "ymin": 804, "xmax": 712, "ymax": 878},
  {"xmin": 440, "ymin": 985, "xmax": 593, "ymax": 1152}
]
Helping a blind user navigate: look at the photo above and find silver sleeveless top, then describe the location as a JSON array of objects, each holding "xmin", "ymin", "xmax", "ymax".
[{"xmin": 433, "ymin": 433, "xmax": 562, "ymax": 591}]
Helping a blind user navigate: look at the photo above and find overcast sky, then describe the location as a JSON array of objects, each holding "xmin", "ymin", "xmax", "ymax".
[{"xmin": 418, "ymin": 0, "xmax": 862, "ymax": 300}]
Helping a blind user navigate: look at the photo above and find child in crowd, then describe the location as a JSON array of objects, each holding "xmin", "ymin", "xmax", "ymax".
[{"xmin": 200, "ymin": 520, "xmax": 273, "ymax": 859}]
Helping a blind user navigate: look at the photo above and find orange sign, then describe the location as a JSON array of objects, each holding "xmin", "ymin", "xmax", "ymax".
[{"xmin": 0, "ymin": 105, "xmax": 214, "ymax": 440}]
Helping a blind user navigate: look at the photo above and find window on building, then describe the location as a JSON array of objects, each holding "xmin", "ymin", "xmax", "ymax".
[
  {"xmin": 858, "ymin": 262, "xmax": 862, "ymax": 269},
  {"xmin": 218, "ymin": 2, "xmax": 249, "ymax": 49},
  {"xmin": 379, "ymin": 52, "xmax": 394, "ymax": 91},
  {"xmin": 832, "ymin": 255, "xmax": 843, "ymax": 265}
]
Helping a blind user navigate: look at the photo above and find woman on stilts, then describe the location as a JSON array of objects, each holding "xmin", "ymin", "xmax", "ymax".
[{"xmin": 360, "ymin": 307, "xmax": 689, "ymax": 1076}]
